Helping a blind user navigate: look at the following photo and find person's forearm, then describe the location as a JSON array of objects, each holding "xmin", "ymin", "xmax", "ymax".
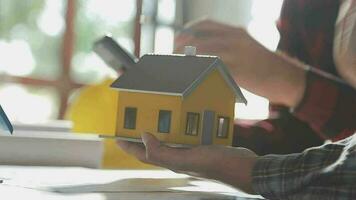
[
  {"xmin": 204, "ymin": 147, "xmax": 259, "ymax": 194},
  {"xmin": 174, "ymin": 20, "xmax": 306, "ymax": 107},
  {"xmin": 230, "ymin": 37, "xmax": 307, "ymax": 108},
  {"xmin": 215, "ymin": 157, "xmax": 257, "ymax": 194}
]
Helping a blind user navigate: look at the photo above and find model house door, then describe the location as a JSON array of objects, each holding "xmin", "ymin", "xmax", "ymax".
[{"xmin": 201, "ymin": 110, "xmax": 215, "ymax": 145}]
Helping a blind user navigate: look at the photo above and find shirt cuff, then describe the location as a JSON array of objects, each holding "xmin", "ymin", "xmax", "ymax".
[
  {"xmin": 292, "ymin": 67, "xmax": 345, "ymax": 139},
  {"xmin": 251, "ymin": 153, "xmax": 300, "ymax": 199}
]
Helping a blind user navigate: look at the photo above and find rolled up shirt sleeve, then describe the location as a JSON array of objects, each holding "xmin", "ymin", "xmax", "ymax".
[
  {"xmin": 293, "ymin": 67, "xmax": 356, "ymax": 141},
  {"xmin": 252, "ymin": 134, "xmax": 356, "ymax": 199},
  {"xmin": 276, "ymin": 0, "xmax": 355, "ymax": 141}
]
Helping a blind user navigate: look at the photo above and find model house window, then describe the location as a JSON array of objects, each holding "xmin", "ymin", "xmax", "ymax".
[
  {"xmin": 217, "ymin": 117, "xmax": 229, "ymax": 138},
  {"xmin": 158, "ymin": 110, "xmax": 171, "ymax": 133},
  {"xmin": 185, "ymin": 112, "xmax": 200, "ymax": 135},
  {"xmin": 124, "ymin": 107, "xmax": 137, "ymax": 129}
]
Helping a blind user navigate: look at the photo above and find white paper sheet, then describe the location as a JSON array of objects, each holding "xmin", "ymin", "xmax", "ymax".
[
  {"xmin": 0, "ymin": 166, "xmax": 263, "ymax": 199},
  {"xmin": 0, "ymin": 133, "xmax": 103, "ymax": 168}
]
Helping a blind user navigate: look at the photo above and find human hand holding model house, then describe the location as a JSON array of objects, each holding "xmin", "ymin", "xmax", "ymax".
[
  {"xmin": 112, "ymin": 19, "xmax": 306, "ymax": 193},
  {"xmin": 114, "ymin": 19, "xmax": 315, "ymax": 194},
  {"xmin": 118, "ymin": 3, "xmax": 356, "ymax": 198},
  {"xmin": 117, "ymin": 132, "xmax": 258, "ymax": 194}
]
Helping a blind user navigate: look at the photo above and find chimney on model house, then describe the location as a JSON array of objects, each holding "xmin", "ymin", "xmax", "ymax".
[{"xmin": 184, "ymin": 46, "xmax": 197, "ymax": 56}]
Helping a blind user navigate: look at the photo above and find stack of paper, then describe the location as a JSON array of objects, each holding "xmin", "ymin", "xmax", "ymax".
[
  {"xmin": 12, "ymin": 120, "xmax": 72, "ymax": 133},
  {"xmin": 0, "ymin": 132, "xmax": 103, "ymax": 168}
]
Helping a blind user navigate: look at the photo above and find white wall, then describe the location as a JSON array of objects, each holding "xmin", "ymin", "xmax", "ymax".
[{"xmin": 182, "ymin": 0, "xmax": 253, "ymax": 27}]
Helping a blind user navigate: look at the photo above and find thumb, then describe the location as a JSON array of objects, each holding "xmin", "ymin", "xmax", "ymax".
[
  {"xmin": 141, "ymin": 132, "xmax": 160, "ymax": 148},
  {"xmin": 141, "ymin": 132, "xmax": 193, "ymax": 170},
  {"xmin": 141, "ymin": 132, "xmax": 162, "ymax": 162}
]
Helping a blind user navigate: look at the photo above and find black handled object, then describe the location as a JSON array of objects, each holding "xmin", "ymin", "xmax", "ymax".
[{"xmin": 93, "ymin": 36, "xmax": 138, "ymax": 71}]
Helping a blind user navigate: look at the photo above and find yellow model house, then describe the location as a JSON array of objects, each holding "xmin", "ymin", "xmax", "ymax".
[{"xmin": 111, "ymin": 47, "xmax": 247, "ymax": 146}]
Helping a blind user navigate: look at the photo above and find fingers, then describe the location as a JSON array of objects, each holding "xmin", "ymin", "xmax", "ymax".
[
  {"xmin": 175, "ymin": 20, "xmax": 224, "ymax": 48},
  {"xmin": 141, "ymin": 133, "xmax": 192, "ymax": 168},
  {"xmin": 141, "ymin": 133, "xmax": 224, "ymax": 177},
  {"xmin": 117, "ymin": 133, "xmax": 258, "ymax": 194},
  {"xmin": 183, "ymin": 19, "xmax": 233, "ymax": 34},
  {"xmin": 116, "ymin": 133, "xmax": 214, "ymax": 174},
  {"xmin": 174, "ymin": 19, "xmax": 247, "ymax": 56},
  {"xmin": 116, "ymin": 133, "xmax": 191, "ymax": 169},
  {"xmin": 141, "ymin": 132, "xmax": 162, "ymax": 162},
  {"xmin": 116, "ymin": 140, "xmax": 151, "ymax": 164},
  {"xmin": 176, "ymin": 19, "xmax": 241, "ymax": 41}
]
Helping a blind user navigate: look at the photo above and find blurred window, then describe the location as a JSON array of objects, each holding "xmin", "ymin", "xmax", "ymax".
[
  {"xmin": 71, "ymin": 0, "xmax": 135, "ymax": 84},
  {"xmin": 236, "ymin": 0, "xmax": 284, "ymax": 120},
  {"xmin": 0, "ymin": 83, "xmax": 59, "ymax": 123},
  {"xmin": 0, "ymin": 0, "xmax": 64, "ymax": 80},
  {"xmin": 140, "ymin": 0, "xmax": 177, "ymax": 55},
  {"xmin": 0, "ymin": 0, "xmax": 64, "ymax": 122},
  {"xmin": 248, "ymin": 0, "xmax": 284, "ymax": 50},
  {"xmin": 0, "ymin": 0, "xmax": 159, "ymax": 123}
]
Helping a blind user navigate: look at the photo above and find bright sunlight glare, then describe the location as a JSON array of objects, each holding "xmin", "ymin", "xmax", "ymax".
[
  {"xmin": 0, "ymin": 85, "xmax": 55, "ymax": 124},
  {"xmin": 85, "ymin": 0, "xmax": 136, "ymax": 25},
  {"xmin": 0, "ymin": 40, "xmax": 36, "ymax": 76},
  {"xmin": 37, "ymin": 0, "xmax": 65, "ymax": 37},
  {"xmin": 237, "ymin": 0, "xmax": 284, "ymax": 120}
]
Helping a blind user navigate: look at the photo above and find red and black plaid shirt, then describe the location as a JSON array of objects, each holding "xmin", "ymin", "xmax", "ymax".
[
  {"xmin": 234, "ymin": 0, "xmax": 356, "ymax": 154},
  {"xmin": 250, "ymin": 2, "xmax": 356, "ymax": 198},
  {"xmin": 278, "ymin": 0, "xmax": 356, "ymax": 140}
]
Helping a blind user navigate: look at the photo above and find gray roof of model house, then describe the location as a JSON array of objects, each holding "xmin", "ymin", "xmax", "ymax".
[{"xmin": 111, "ymin": 54, "xmax": 247, "ymax": 104}]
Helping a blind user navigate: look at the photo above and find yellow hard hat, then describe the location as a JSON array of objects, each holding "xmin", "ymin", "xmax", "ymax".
[{"xmin": 66, "ymin": 78, "xmax": 156, "ymax": 169}]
